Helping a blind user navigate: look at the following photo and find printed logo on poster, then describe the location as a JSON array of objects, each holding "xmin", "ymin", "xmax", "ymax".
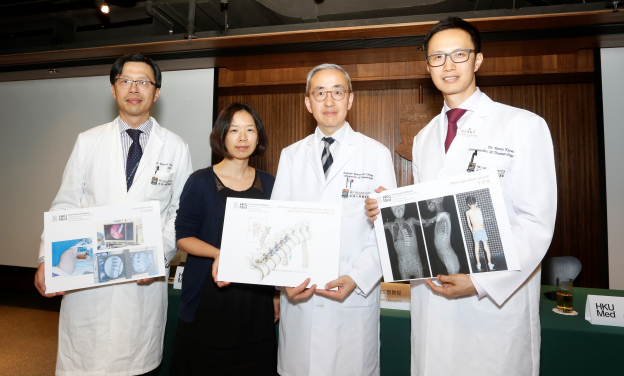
[
  {"xmin": 58, "ymin": 214, "xmax": 68, "ymax": 221},
  {"xmin": 383, "ymin": 195, "xmax": 391, "ymax": 202},
  {"xmin": 232, "ymin": 202, "xmax": 247, "ymax": 209},
  {"xmin": 342, "ymin": 189, "xmax": 349, "ymax": 198}
]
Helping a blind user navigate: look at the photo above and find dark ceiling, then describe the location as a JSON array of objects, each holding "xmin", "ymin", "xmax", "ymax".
[{"xmin": 0, "ymin": 0, "xmax": 615, "ymax": 56}]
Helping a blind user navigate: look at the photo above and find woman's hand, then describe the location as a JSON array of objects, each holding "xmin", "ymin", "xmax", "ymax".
[{"xmin": 212, "ymin": 251, "xmax": 230, "ymax": 288}]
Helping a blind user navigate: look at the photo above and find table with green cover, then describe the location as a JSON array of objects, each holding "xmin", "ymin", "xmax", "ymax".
[
  {"xmin": 160, "ymin": 285, "xmax": 624, "ymax": 376},
  {"xmin": 539, "ymin": 285, "xmax": 624, "ymax": 375}
]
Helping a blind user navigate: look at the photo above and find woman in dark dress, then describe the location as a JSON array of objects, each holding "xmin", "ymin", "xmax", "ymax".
[{"xmin": 170, "ymin": 103, "xmax": 278, "ymax": 375}]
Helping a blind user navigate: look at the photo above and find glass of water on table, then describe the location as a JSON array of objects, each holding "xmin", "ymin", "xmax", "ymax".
[{"xmin": 556, "ymin": 277, "xmax": 573, "ymax": 312}]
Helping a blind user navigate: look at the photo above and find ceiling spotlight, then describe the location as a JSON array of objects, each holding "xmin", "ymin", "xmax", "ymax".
[{"xmin": 96, "ymin": 0, "xmax": 110, "ymax": 14}]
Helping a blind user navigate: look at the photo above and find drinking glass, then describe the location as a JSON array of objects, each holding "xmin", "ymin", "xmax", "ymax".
[{"xmin": 556, "ymin": 277, "xmax": 573, "ymax": 312}]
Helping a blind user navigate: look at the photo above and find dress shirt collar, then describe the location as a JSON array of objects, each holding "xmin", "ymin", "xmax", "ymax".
[
  {"xmin": 315, "ymin": 121, "xmax": 349, "ymax": 146},
  {"xmin": 442, "ymin": 87, "xmax": 483, "ymax": 127},
  {"xmin": 118, "ymin": 116, "xmax": 153, "ymax": 136}
]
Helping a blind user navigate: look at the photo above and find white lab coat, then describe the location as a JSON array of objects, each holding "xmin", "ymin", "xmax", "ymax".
[
  {"xmin": 410, "ymin": 93, "xmax": 557, "ymax": 376},
  {"xmin": 272, "ymin": 123, "xmax": 397, "ymax": 376},
  {"xmin": 39, "ymin": 118, "xmax": 192, "ymax": 376}
]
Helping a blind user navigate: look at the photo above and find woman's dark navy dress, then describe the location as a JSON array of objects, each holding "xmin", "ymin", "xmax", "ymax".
[{"xmin": 170, "ymin": 166, "xmax": 276, "ymax": 376}]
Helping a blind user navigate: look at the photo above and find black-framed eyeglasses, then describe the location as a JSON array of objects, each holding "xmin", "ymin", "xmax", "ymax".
[
  {"xmin": 114, "ymin": 78, "xmax": 156, "ymax": 89},
  {"xmin": 426, "ymin": 49, "xmax": 475, "ymax": 67},
  {"xmin": 309, "ymin": 89, "xmax": 348, "ymax": 102}
]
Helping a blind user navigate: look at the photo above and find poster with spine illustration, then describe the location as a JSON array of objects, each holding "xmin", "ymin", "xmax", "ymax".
[
  {"xmin": 218, "ymin": 198, "xmax": 341, "ymax": 289},
  {"xmin": 44, "ymin": 201, "xmax": 165, "ymax": 293},
  {"xmin": 373, "ymin": 169, "xmax": 520, "ymax": 282}
]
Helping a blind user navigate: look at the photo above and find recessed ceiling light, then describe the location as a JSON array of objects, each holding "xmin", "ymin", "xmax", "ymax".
[{"xmin": 96, "ymin": 0, "xmax": 110, "ymax": 14}]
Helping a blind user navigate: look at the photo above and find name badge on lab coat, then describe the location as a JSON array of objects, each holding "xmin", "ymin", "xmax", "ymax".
[{"xmin": 458, "ymin": 128, "xmax": 480, "ymax": 139}]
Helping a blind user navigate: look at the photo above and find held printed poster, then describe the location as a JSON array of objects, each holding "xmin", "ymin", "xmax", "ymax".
[
  {"xmin": 218, "ymin": 198, "xmax": 341, "ymax": 289},
  {"xmin": 373, "ymin": 170, "xmax": 519, "ymax": 282},
  {"xmin": 44, "ymin": 201, "xmax": 165, "ymax": 293}
]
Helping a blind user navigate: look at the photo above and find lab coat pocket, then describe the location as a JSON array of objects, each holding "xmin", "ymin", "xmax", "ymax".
[
  {"xmin": 146, "ymin": 171, "xmax": 174, "ymax": 202},
  {"xmin": 475, "ymin": 154, "xmax": 512, "ymax": 179},
  {"xmin": 341, "ymin": 182, "xmax": 374, "ymax": 218},
  {"xmin": 342, "ymin": 199, "xmax": 368, "ymax": 218},
  {"xmin": 472, "ymin": 287, "xmax": 526, "ymax": 315}
]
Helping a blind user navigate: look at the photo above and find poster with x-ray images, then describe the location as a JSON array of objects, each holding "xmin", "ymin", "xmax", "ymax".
[
  {"xmin": 218, "ymin": 198, "xmax": 341, "ymax": 289},
  {"xmin": 373, "ymin": 169, "xmax": 520, "ymax": 282},
  {"xmin": 43, "ymin": 201, "xmax": 165, "ymax": 293}
]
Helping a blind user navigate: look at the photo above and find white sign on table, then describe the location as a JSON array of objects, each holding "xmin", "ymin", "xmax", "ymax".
[
  {"xmin": 585, "ymin": 295, "xmax": 624, "ymax": 327},
  {"xmin": 44, "ymin": 201, "xmax": 165, "ymax": 293},
  {"xmin": 218, "ymin": 198, "xmax": 341, "ymax": 289},
  {"xmin": 373, "ymin": 170, "xmax": 519, "ymax": 282},
  {"xmin": 173, "ymin": 266, "xmax": 184, "ymax": 290}
]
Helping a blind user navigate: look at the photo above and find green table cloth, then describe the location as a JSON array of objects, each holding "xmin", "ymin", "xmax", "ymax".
[
  {"xmin": 539, "ymin": 285, "xmax": 624, "ymax": 375},
  {"xmin": 160, "ymin": 285, "xmax": 624, "ymax": 375}
]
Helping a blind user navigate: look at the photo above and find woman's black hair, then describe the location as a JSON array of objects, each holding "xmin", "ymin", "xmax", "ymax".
[
  {"xmin": 424, "ymin": 17, "xmax": 481, "ymax": 56},
  {"xmin": 109, "ymin": 53, "xmax": 162, "ymax": 89},
  {"xmin": 210, "ymin": 103, "xmax": 268, "ymax": 158}
]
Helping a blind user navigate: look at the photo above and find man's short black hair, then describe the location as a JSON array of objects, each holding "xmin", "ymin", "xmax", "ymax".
[
  {"xmin": 109, "ymin": 53, "xmax": 162, "ymax": 89},
  {"xmin": 424, "ymin": 16, "xmax": 481, "ymax": 56},
  {"xmin": 210, "ymin": 103, "xmax": 268, "ymax": 158}
]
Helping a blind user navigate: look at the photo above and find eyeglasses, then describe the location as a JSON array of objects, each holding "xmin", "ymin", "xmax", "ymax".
[
  {"xmin": 309, "ymin": 89, "xmax": 348, "ymax": 102},
  {"xmin": 114, "ymin": 78, "xmax": 156, "ymax": 89},
  {"xmin": 427, "ymin": 49, "xmax": 475, "ymax": 67}
]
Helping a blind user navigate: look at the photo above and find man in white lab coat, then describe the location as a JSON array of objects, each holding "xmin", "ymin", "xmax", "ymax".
[
  {"xmin": 34, "ymin": 53, "xmax": 193, "ymax": 376},
  {"xmin": 366, "ymin": 17, "xmax": 557, "ymax": 375},
  {"xmin": 271, "ymin": 64, "xmax": 397, "ymax": 376}
]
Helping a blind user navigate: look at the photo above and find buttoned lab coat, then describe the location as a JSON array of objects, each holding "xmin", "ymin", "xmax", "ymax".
[
  {"xmin": 410, "ymin": 93, "xmax": 557, "ymax": 376},
  {"xmin": 39, "ymin": 118, "xmax": 192, "ymax": 376},
  {"xmin": 271, "ymin": 123, "xmax": 397, "ymax": 376}
]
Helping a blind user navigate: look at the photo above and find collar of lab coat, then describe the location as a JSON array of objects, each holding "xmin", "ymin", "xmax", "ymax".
[
  {"xmin": 434, "ymin": 93, "xmax": 495, "ymax": 165},
  {"xmin": 105, "ymin": 117, "xmax": 165, "ymax": 197},
  {"xmin": 306, "ymin": 122, "xmax": 357, "ymax": 187}
]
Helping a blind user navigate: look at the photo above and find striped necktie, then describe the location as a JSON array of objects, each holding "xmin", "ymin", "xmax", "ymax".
[
  {"xmin": 126, "ymin": 129, "xmax": 143, "ymax": 191},
  {"xmin": 321, "ymin": 137, "xmax": 335, "ymax": 179}
]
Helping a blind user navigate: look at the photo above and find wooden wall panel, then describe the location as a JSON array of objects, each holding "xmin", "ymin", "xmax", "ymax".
[
  {"xmin": 217, "ymin": 92, "xmax": 317, "ymax": 175},
  {"xmin": 218, "ymin": 76, "xmax": 601, "ymax": 288},
  {"xmin": 219, "ymin": 50, "xmax": 594, "ymax": 87},
  {"xmin": 479, "ymin": 84, "xmax": 600, "ymax": 288}
]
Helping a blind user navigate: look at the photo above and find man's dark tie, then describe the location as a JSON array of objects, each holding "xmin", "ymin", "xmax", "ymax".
[
  {"xmin": 444, "ymin": 108, "xmax": 468, "ymax": 153},
  {"xmin": 321, "ymin": 137, "xmax": 335, "ymax": 179},
  {"xmin": 126, "ymin": 129, "xmax": 143, "ymax": 191}
]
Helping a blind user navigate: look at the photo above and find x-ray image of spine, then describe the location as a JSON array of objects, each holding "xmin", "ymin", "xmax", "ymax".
[
  {"xmin": 425, "ymin": 198, "xmax": 460, "ymax": 275},
  {"xmin": 247, "ymin": 221, "xmax": 313, "ymax": 281},
  {"xmin": 384, "ymin": 205, "xmax": 424, "ymax": 279}
]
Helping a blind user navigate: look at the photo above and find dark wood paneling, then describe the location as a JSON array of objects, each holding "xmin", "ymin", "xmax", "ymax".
[
  {"xmin": 479, "ymin": 84, "xmax": 601, "ymax": 288},
  {"xmin": 218, "ymin": 92, "xmax": 317, "ymax": 175},
  {"xmin": 219, "ymin": 50, "xmax": 594, "ymax": 87}
]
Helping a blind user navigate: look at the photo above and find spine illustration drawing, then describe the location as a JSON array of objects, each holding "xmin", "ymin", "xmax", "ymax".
[{"xmin": 247, "ymin": 221, "xmax": 312, "ymax": 281}]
